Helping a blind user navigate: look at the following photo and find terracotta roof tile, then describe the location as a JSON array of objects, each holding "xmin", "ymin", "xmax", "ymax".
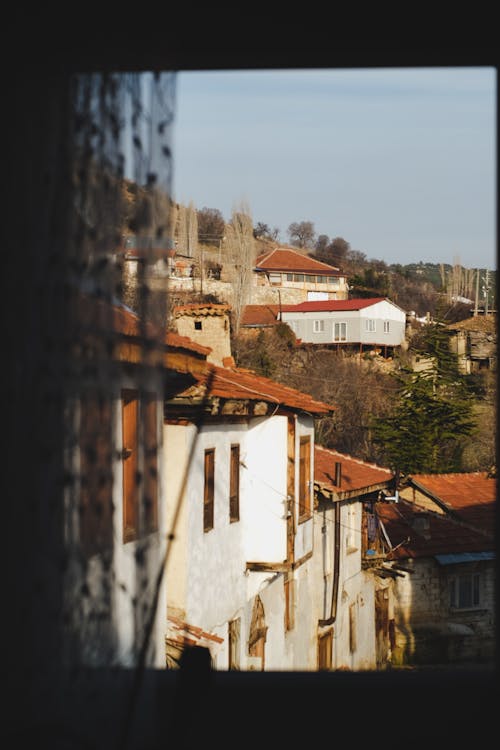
[
  {"xmin": 177, "ymin": 364, "xmax": 336, "ymax": 415},
  {"xmin": 255, "ymin": 247, "xmax": 343, "ymax": 275},
  {"xmin": 241, "ymin": 305, "xmax": 280, "ymax": 326},
  {"xmin": 376, "ymin": 499, "xmax": 494, "ymax": 560},
  {"xmin": 173, "ymin": 303, "xmax": 231, "ymax": 316},
  {"xmin": 315, "ymin": 446, "xmax": 393, "ymax": 495},
  {"xmin": 407, "ymin": 472, "xmax": 496, "ymax": 534}
]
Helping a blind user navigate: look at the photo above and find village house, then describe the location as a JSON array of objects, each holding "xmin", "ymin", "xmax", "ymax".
[
  {"xmin": 163, "ymin": 355, "xmax": 335, "ymax": 670},
  {"xmin": 445, "ymin": 313, "xmax": 497, "ymax": 374},
  {"xmin": 313, "ymin": 446, "xmax": 396, "ymax": 670},
  {"xmin": 280, "ymin": 297, "xmax": 407, "ymax": 356},
  {"xmin": 171, "ymin": 302, "xmax": 234, "ymax": 366},
  {"xmin": 374, "ymin": 471, "xmax": 496, "ymax": 666},
  {"xmin": 62, "ymin": 289, "xmax": 210, "ymax": 668},
  {"xmin": 252, "ymin": 246, "xmax": 349, "ymax": 305}
]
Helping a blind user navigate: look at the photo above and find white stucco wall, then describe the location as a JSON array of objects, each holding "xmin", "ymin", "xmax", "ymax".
[
  {"xmin": 242, "ymin": 416, "xmax": 288, "ymax": 563},
  {"xmin": 65, "ymin": 372, "xmax": 168, "ymax": 668}
]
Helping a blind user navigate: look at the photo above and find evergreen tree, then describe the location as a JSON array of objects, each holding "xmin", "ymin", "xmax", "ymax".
[{"xmin": 370, "ymin": 324, "xmax": 477, "ymax": 476}]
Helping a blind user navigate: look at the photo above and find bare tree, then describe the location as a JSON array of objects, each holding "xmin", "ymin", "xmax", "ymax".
[
  {"xmin": 287, "ymin": 221, "xmax": 315, "ymax": 249},
  {"xmin": 226, "ymin": 202, "xmax": 255, "ymax": 334}
]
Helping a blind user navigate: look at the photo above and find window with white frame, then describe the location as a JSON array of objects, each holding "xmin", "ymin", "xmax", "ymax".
[
  {"xmin": 334, "ymin": 322, "xmax": 347, "ymax": 341},
  {"xmin": 313, "ymin": 319, "xmax": 325, "ymax": 333},
  {"xmin": 383, "ymin": 320, "xmax": 390, "ymax": 334},
  {"xmin": 365, "ymin": 319, "xmax": 376, "ymax": 333},
  {"xmin": 449, "ymin": 572, "xmax": 480, "ymax": 609}
]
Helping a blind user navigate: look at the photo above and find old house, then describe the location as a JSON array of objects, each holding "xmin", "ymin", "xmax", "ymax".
[
  {"xmin": 163, "ymin": 356, "xmax": 335, "ymax": 671},
  {"xmin": 253, "ymin": 246, "xmax": 349, "ymax": 304},
  {"xmin": 445, "ymin": 313, "xmax": 497, "ymax": 373},
  {"xmin": 171, "ymin": 302, "xmax": 233, "ymax": 366},
  {"xmin": 313, "ymin": 446, "xmax": 396, "ymax": 670},
  {"xmin": 280, "ymin": 297, "xmax": 407, "ymax": 356},
  {"xmin": 62, "ymin": 291, "xmax": 211, "ymax": 668},
  {"xmin": 372, "ymin": 471, "xmax": 496, "ymax": 666}
]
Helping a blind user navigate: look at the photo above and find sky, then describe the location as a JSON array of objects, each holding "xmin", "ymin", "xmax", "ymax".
[{"xmin": 172, "ymin": 67, "xmax": 496, "ymax": 271}]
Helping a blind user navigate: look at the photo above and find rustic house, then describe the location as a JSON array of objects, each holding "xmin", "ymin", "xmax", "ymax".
[
  {"xmin": 62, "ymin": 291, "xmax": 211, "ymax": 668},
  {"xmin": 313, "ymin": 446, "xmax": 396, "ymax": 670},
  {"xmin": 445, "ymin": 313, "xmax": 496, "ymax": 373},
  {"xmin": 171, "ymin": 302, "xmax": 234, "ymax": 366},
  {"xmin": 375, "ymin": 495, "xmax": 495, "ymax": 666},
  {"xmin": 163, "ymin": 356, "xmax": 335, "ymax": 671},
  {"xmin": 253, "ymin": 246, "xmax": 349, "ymax": 304}
]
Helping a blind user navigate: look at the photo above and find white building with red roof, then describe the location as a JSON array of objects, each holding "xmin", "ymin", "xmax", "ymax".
[{"xmin": 281, "ymin": 296, "xmax": 407, "ymax": 355}]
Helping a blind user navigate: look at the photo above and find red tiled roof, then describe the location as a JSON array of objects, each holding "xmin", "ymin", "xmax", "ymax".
[
  {"xmin": 315, "ymin": 446, "xmax": 393, "ymax": 496},
  {"xmin": 177, "ymin": 363, "xmax": 336, "ymax": 415},
  {"xmin": 282, "ymin": 298, "xmax": 388, "ymax": 313},
  {"xmin": 241, "ymin": 305, "xmax": 280, "ymax": 327},
  {"xmin": 173, "ymin": 303, "xmax": 231, "ymax": 316},
  {"xmin": 255, "ymin": 248, "xmax": 342, "ymax": 275},
  {"xmin": 376, "ymin": 499, "xmax": 494, "ymax": 560},
  {"xmin": 407, "ymin": 472, "xmax": 496, "ymax": 535},
  {"xmin": 165, "ymin": 331, "xmax": 212, "ymax": 356},
  {"xmin": 74, "ymin": 291, "xmax": 211, "ymax": 359}
]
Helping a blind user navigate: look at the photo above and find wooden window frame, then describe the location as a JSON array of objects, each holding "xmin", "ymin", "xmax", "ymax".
[
  {"xmin": 318, "ymin": 629, "xmax": 333, "ymax": 670},
  {"xmin": 229, "ymin": 444, "xmax": 240, "ymax": 523},
  {"xmin": 122, "ymin": 389, "xmax": 159, "ymax": 544},
  {"xmin": 203, "ymin": 448, "xmax": 215, "ymax": 532},
  {"xmin": 298, "ymin": 435, "xmax": 311, "ymax": 522},
  {"xmin": 79, "ymin": 391, "xmax": 114, "ymax": 557}
]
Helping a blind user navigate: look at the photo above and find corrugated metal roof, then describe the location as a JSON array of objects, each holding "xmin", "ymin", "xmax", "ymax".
[{"xmin": 435, "ymin": 551, "xmax": 495, "ymax": 565}]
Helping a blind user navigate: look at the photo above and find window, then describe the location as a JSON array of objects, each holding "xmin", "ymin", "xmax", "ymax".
[
  {"xmin": 349, "ymin": 602, "xmax": 357, "ymax": 652},
  {"xmin": 298, "ymin": 436, "xmax": 311, "ymax": 521},
  {"xmin": 313, "ymin": 319, "xmax": 325, "ymax": 333},
  {"xmin": 269, "ymin": 272, "xmax": 281, "ymax": 285},
  {"xmin": 365, "ymin": 319, "xmax": 376, "ymax": 333},
  {"xmin": 228, "ymin": 618, "xmax": 241, "ymax": 670},
  {"xmin": 229, "ymin": 444, "xmax": 240, "ymax": 523},
  {"xmin": 334, "ymin": 322, "xmax": 347, "ymax": 341},
  {"xmin": 384, "ymin": 320, "xmax": 390, "ymax": 333},
  {"xmin": 194, "ymin": 320, "xmax": 202, "ymax": 330},
  {"xmin": 293, "ymin": 274, "xmax": 304, "ymax": 282},
  {"xmin": 346, "ymin": 503, "xmax": 357, "ymax": 552},
  {"xmin": 79, "ymin": 391, "xmax": 113, "ymax": 556},
  {"xmin": 122, "ymin": 389, "xmax": 159, "ymax": 543},
  {"xmin": 318, "ymin": 630, "xmax": 333, "ymax": 670},
  {"xmin": 204, "ymin": 448, "xmax": 215, "ymax": 532},
  {"xmin": 284, "ymin": 573, "xmax": 295, "ymax": 631},
  {"xmin": 449, "ymin": 572, "xmax": 480, "ymax": 609}
]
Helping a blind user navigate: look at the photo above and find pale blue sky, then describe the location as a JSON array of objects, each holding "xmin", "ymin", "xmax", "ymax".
[{"xmin": 172, "ymin": 67, "xmax": 496, "ymax": 270}]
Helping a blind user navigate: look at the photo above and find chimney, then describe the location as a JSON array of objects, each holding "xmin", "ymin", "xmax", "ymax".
[{"xmin": 334, "ymin": 462, "xmax": 342, "ymax": 488}]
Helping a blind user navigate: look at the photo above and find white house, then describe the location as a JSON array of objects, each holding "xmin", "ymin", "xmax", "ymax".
[
  {"xmin": 281, "ymin": 297, "xmax": 407, "ymax": 355},
  {"xmin": 164, "ymin": 358, "xmax": 335, "ymax": 671},
  {"xmin": 313, "ymin": 446, "xmax": 396, "ymax": 670},
  {"xmin": 62, "ymin": 292, "xmax": 210, "ymax": 669}
]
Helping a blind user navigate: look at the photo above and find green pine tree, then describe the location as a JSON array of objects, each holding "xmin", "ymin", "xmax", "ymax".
[{"xmin": 370, "ymin": 324, "xmax": 477, "ymax": 476}]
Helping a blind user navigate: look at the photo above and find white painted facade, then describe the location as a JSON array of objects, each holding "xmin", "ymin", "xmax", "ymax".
[
  {"xmin": 282, "ymin": 299, "xmax": 406, "ymax": 348},
  {"xmin": 164, "ymin": 412, "xmax": 319, "ymax": 671},
  {"xmin": 64, "ymin": 371, "xmax": 168, "ymax": 668},
  {"xmin": 311, "ymin": 499, "xmax": 377, "ymax": 670}
]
